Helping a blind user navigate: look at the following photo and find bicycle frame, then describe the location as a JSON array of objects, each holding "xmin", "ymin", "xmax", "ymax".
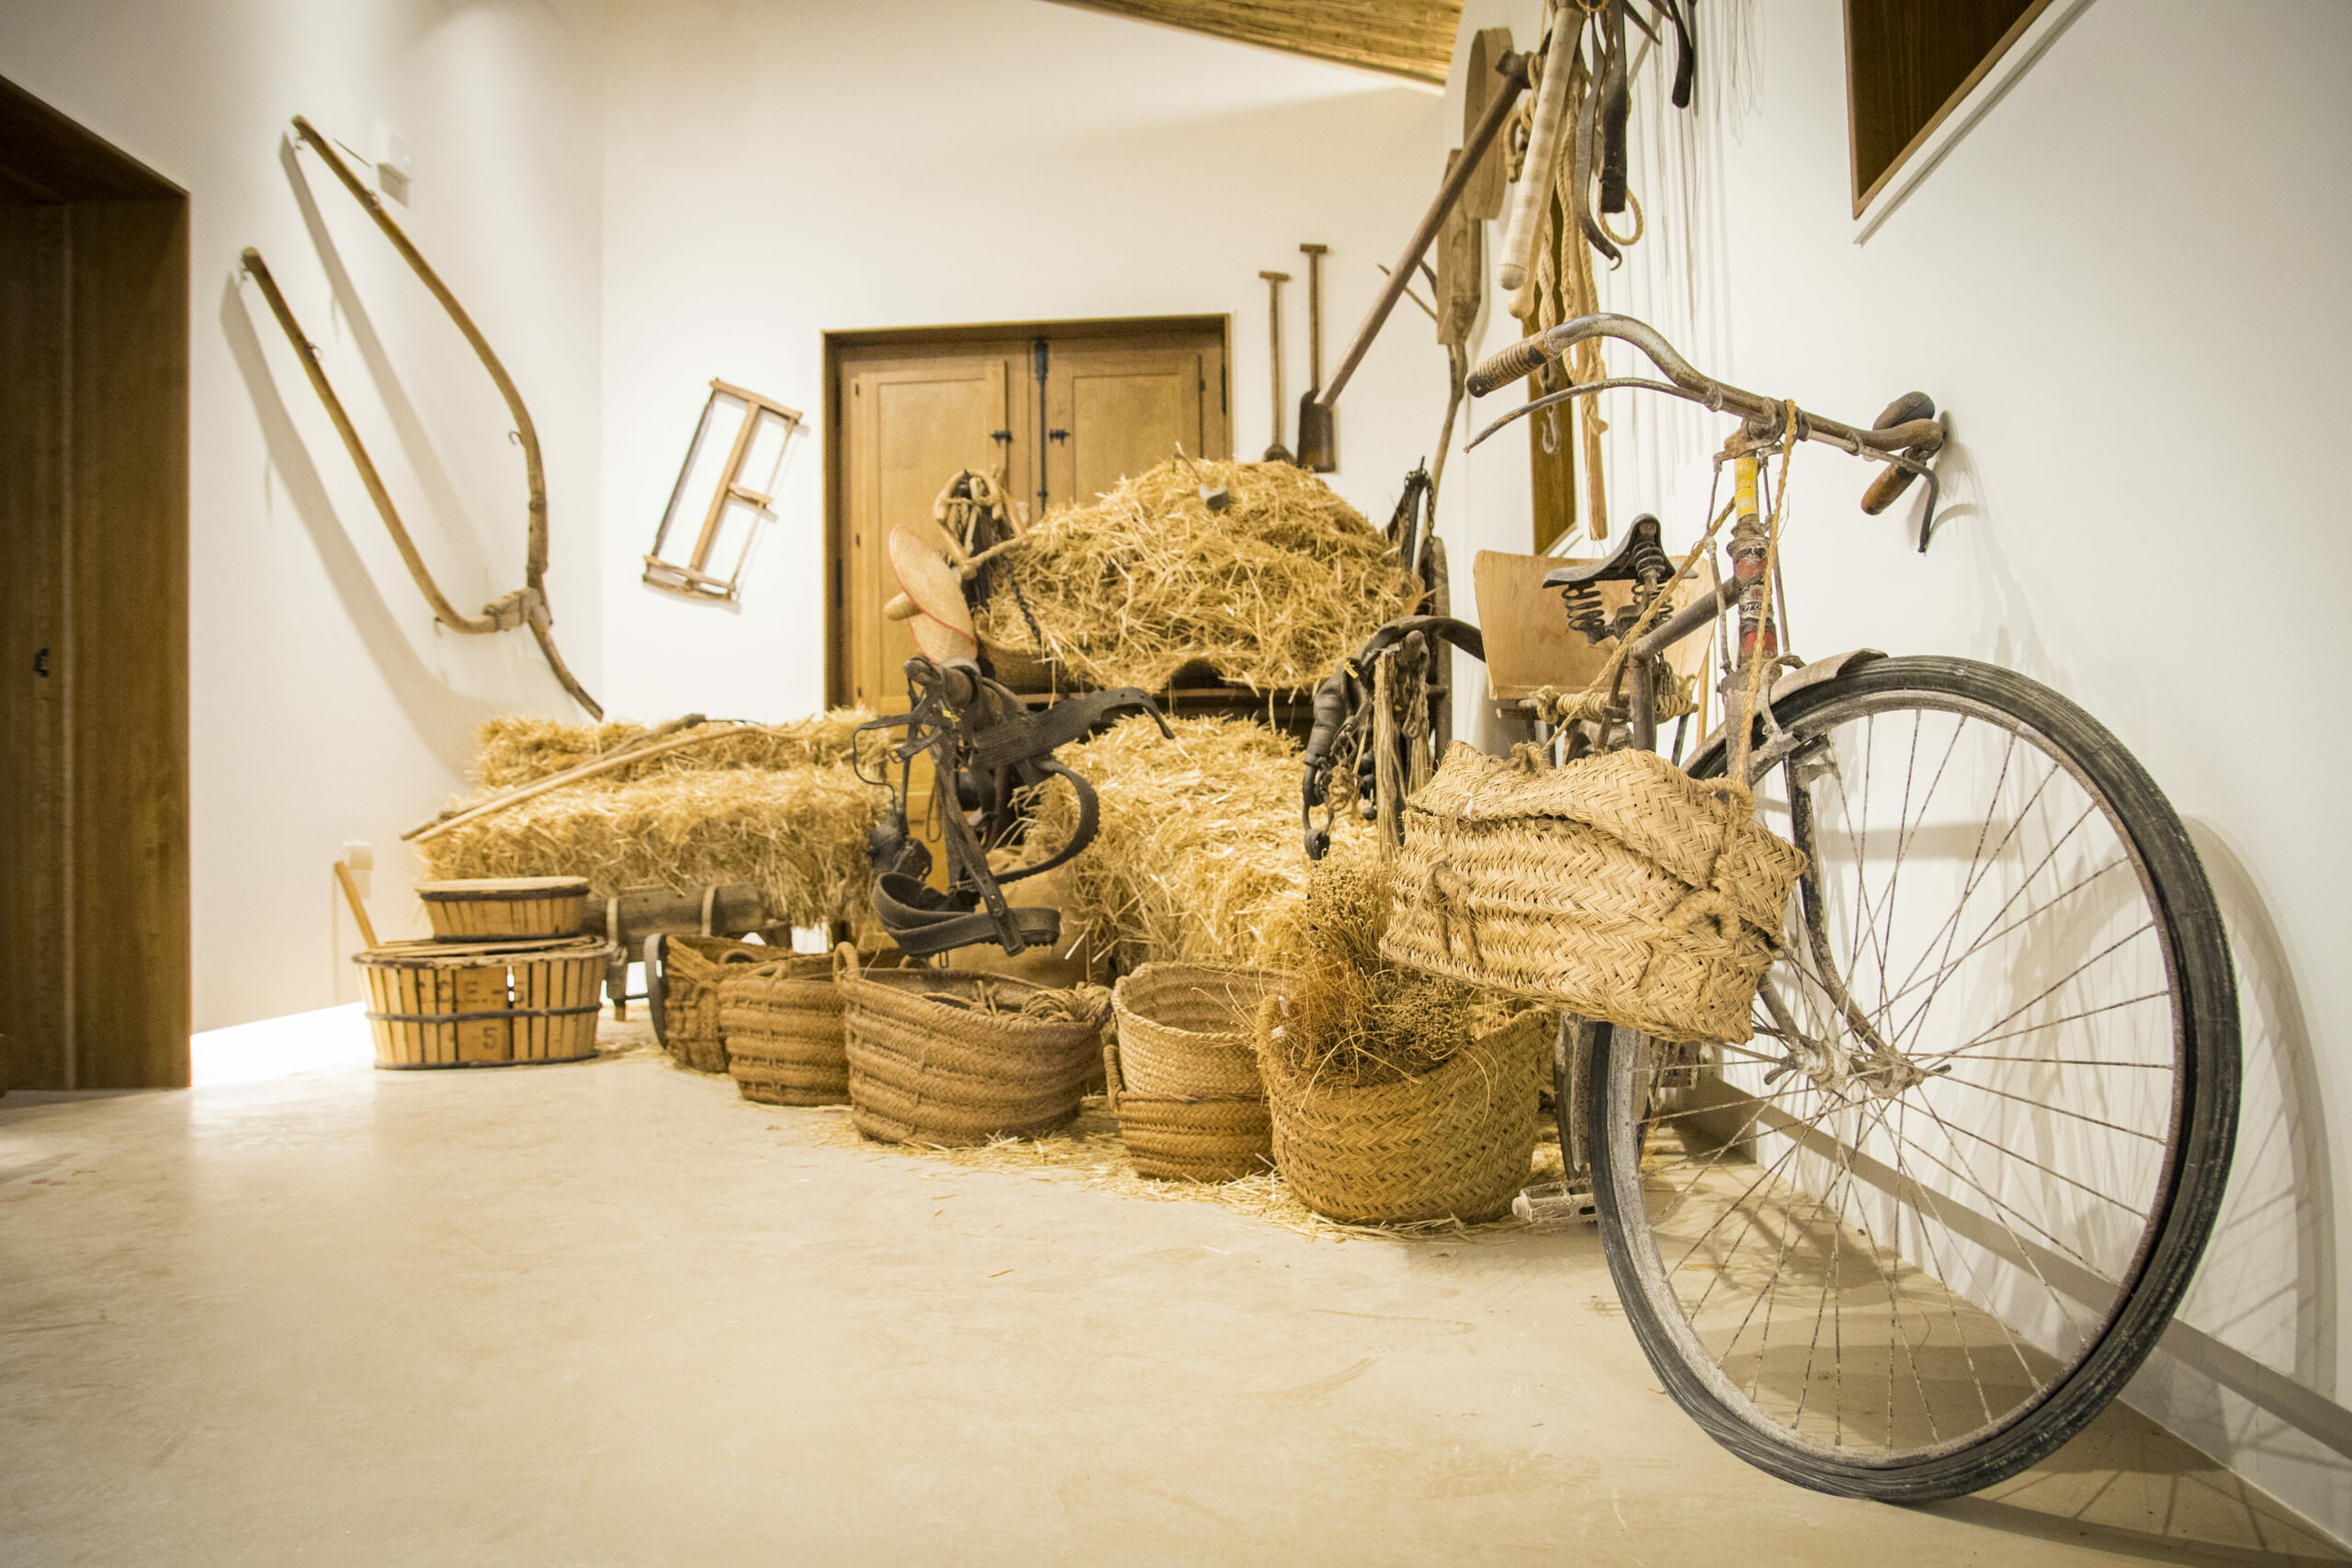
[{"xmin": 1464, "ymin": 312, "xmax": 1950, "ymax": 1096}]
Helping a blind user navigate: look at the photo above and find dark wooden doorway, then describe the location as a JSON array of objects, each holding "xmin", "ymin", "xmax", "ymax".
[{"xmin": 0, "ymin": 79, "xmax": 190, "ymax": 1090}]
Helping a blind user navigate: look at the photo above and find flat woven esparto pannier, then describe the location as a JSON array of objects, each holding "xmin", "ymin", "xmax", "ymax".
[
  {"xmin": 1255, "ymin": 1006, "xmax": 1550, "ymax": 1224},
  {"xmin": 718, "ymin": 953, "xmax": 850, "ymax": 1105},
  {"xmin": 839, "ymin": 956, "xmax": 1112, "ymax": 1146},
  {"xmin": 1105, "ymin": 964, "xmax": 1288, "ymax": 1181},
  {"xmin": 1383, "ymin": 744, "xmax": 1807, "ymax": 1046}
]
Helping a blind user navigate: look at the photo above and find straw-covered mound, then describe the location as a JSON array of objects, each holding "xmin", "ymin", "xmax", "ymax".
[
  {"xmin": 421, "ymin": 714, "xmax": 885, "ymax": 929},
  {"xmin": 972, "ymin": 457, "xmax": 1412, "ymax": 693},
  {"xmin": 471, "ymin": 709, "xmax": 873, "ymax": 790},
  {"xmin": 1028, "ymin": 713, "xmax": 1329, "ymax": 970},
  {"xmin": 1255, "ymin": 839, "xmax": 1540, "ymax": 1089}
]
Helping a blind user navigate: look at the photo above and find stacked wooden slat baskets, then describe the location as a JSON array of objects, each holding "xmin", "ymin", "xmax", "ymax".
[{"xmin": 354, "ymin": 877, "xmax": 615, "ymax": 1069}]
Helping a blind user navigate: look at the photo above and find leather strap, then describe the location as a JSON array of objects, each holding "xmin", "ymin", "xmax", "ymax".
[{"xmin": 872, "ymin": 872, "xmax": 1063, "ymax": 958}]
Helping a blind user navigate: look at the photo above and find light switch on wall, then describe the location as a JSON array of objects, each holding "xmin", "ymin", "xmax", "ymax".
[{"xmin": 378, "ymin": 129, "xmax": 413, "ymax": 206}]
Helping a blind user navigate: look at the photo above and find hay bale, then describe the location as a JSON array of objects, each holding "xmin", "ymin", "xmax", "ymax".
[
  {"xmin": 972, "ymin": 457, "xmax": 1410, "ymax": 694},
  {"xmin": 419, "ymin": 763, "xmax": 882, "ymax": 930},
  {"xmin": 1030, "ymin": 713, "xmax": 1342, "ymax": 970},
  {"xmin": 471, "ymin": 709, "xmax": 875, "ymax": 790}
]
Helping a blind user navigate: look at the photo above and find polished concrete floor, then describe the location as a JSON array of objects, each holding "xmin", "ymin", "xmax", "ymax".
[{"xmin": 2, "ymin": 1009, "xmax": 2343, "ymax": 1567}]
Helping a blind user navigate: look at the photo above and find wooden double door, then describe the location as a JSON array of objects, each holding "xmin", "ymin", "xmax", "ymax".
[{"xmin": 825, "ymin": 318, "xmax": 1228, "ymax": 713}]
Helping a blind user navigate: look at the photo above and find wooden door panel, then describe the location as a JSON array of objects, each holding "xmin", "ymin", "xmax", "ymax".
[
  {"xmin": 843, "ymin": 359, "xmax": 1011, "ymax": 712},
  {"xmin": 1046, "ymin": 347, "xmax": 1205, "ymax": 505},
  {"xmin": 0, "ymin": 206, "xmax": 68, "ymax": 1089}
]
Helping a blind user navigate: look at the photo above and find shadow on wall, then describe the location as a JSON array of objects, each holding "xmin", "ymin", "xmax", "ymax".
[
  {"xmin": 2129, "ymin": 823, "xmax": 2346, "ymax": 1472},
  {"xmin": 219, "ymin": 273, "xmax": 497, "ymax": 776},
  {"xmin": 277, "ymin": 134, "xmax": 500, "ymax": 595}
]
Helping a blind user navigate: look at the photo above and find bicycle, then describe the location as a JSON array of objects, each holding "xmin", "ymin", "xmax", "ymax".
[{"xmin": 1306, "ymin": 312, "xmax": 2240, "ymax": 1501}]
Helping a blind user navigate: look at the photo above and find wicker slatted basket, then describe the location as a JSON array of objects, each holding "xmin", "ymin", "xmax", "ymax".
[
  {"xmin": 716, "ymin": 950, "xmax": 903, "ymax": 1107},
  {"xmin": 1383, "ymin": 745, "xmax": 1806, "ymax": 1045},
  {"xmin": 417, "ymin": 877, "xmax": 590, "ymax": 942},
  {"xmin": 1256, "ymin": 1006, "xmax": 1550, "ymax": 1224},
  {"xmin": 840, "ymin": 957, "xmax": 1111, "ymax": 1146},
  {"xmin": 355, "ymin": 936, "xmax": 613, "ymax": 1069}
]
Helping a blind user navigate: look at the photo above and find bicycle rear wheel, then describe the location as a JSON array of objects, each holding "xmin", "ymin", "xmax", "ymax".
[{"xmin": 1588, "ymin": 655, "xmax": 2238, "ymax": 1499}]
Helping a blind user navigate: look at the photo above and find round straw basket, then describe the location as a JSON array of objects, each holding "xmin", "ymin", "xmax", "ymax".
[
  {"xmin": 1383, "ymin": 746, "xmax": 1806, "ymax": 1044},
  {"xmin": 1103, "ymin": 1034, "xmax": 1272, "ymax": 1182},
  {"xmin": 354, "ymin": 936, "xmax": 613, "ymax": 1070},
  {"xmin": 657, "ymin": 934, "xmax": 771, "ymax": 1073},
  {"xmin": 1111, "ymin": 963, "xmax": 1286, "ymax": 1099},
  {"xmin": 840, "ymin": 952, "xmax": 1110, "ymax": 1146},
  {"xmin": 718, "ymin": 953, "xmax": 851, "ymax": 1106},
  {"xmin": 1256, "ymin": 1006, "xmax": 1549, "ymax": 1224},
  {"xmin": 417, "ymin": 877, "xmax": 590, "ymax": 942}
]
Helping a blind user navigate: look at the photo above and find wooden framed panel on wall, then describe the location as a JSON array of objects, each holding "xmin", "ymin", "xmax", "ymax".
[{"xmin": 1845, "ymin": 0, "xmax": 2055, "ymax": 214}]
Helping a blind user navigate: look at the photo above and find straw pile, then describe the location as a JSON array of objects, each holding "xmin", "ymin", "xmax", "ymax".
[
  {"xmin": 972, "ymin": 457, "xmax": 1411, "ymax": 693},
  {"xmin": 1027, "ymin": 714, "xmax": 1330, "ymax": 969},
  {"xmin": 471, "ymin": 710, "xmax": 873, "ymax": 790},
  {"xmin": 1258, "ymin": 839, "xmax": 1488, "ymax": 1089},
  {"xmin": 421, "ymin": 714, "xmax": 885, "ymax": 929}
]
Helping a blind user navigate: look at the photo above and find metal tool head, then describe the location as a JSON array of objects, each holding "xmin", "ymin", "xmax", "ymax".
[{"xmin": 1295, "ymin": 394, "xmax": 1336, "ymax": 472}]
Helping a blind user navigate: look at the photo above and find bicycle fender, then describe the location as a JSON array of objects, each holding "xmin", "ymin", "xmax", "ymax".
[{"xmin": 1689, "ymin": 649, "xmax": 1886, "ymax": 761}]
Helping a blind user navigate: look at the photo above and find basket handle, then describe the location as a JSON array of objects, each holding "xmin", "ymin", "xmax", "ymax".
[
  {"xmin": 1101, "ymin": 1030, "xmax": 1124, "ymax": 1113},
  {"xmin": 832, "ymin": 941, "xmax": 862, "ymax": 983}
]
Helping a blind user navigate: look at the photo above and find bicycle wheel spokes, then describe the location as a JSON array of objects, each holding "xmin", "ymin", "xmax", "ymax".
[{"xmin": 1600, "ymin": 664, "xmax": 2209, "ymax": 1486}]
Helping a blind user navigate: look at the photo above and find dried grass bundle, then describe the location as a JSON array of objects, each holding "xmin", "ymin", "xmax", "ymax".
[
  {"xmin": 419, "ymin": 764, "xmax": 882, "ymax": 928},
  {"xmin": 472, "ymin": 709, "xmax": 875, "ymax": 790},
  {"xmin": 1029, "ymin": 714, "xmax": 1328, "ymax": 969},
  {"xmin": 1258, "ymin": 839, "xmax": 1482, "ymax": 1089},
  {"xmin": 972, "ymin": 457, "xmax": 1410, "ymax": 693}
]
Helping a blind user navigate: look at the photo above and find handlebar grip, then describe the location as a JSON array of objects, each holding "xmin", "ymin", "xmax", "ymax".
[
  {"xmin": 1860, "ymin": 464, "xmax": 1921, "ymax": 516},
  {"xmin": 1860, "ymin": 390, "xmax": 1939, "ymax": 516},
  {"xmin": 1466, "ymin": 335, "xmax": 1555, "ymax": 398}
]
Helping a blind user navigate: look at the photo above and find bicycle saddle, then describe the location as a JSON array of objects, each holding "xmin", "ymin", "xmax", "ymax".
[{"xmin": 1542, "ymin": 513, "xmax": 1670, "ymax": 589}]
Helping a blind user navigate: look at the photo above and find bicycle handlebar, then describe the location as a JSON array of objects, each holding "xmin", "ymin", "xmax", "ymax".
[
  {"xmin": 1465, "ymin": 312, "xmax": 1940, "ymax": 463},
  {"xmin": 1465, "ymin": 313, "xmax": 1947, "ymax": 544}
]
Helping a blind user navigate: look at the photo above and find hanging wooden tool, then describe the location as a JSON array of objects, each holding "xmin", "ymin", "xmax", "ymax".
[
  {"xmin": 1461, "ymin": 28, "xmax": 1516, "ymax": 221},
  {"xmin": 1304, "ymin": 45, "xmax": 1530, "ymax": 468},
  {"xmin": 1295, "ymin": 243, "xmax": 1334, "ymax": 472},
  {"xmin": 280, "ymin": 114, "xmax": 600, "ymax": 717},
  {"xmin": 1258, "ymin": 269, "xmax": 1294, "ymax": 464}
]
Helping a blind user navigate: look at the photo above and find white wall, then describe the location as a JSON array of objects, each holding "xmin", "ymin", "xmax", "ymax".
[
  {"xmin": 0, "ymin": 0, "xmax": 607, "ymax": 1027},
  {"xmin": 1433, "ymin": 0, "xmax": 2352, "ymax": 1536},
  {"xmin": 596, "ymin": 0, "xmax": 1448, "ymax": 722}
]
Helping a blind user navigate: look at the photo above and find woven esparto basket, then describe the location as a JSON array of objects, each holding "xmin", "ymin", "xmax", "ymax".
[
  {"xmin": 718, "ymin": 954, "xmax": 849, "ymax": 1105},
  {"xmin": 1383, "ymin": 744, "xmax": 1806, "ymax": 1045},
  {"xmin": 1256, "ymin": 1006, "xmax": 1550, "ymax": 1224},
  {"xmin": 840, "ymin": 952, "xmax": 1111, "ymax": 1146},
  {"xmin": 662, "ymin": 934, "xmax": 770, "ymax": 1073},
  {"xmin": 1102, "ymin": 1034, "xmax": 1273, "ymax": 1183},
  {"xmin": 1111, "ymin": 963, "xmax": 1287, "ymax": 1098}
]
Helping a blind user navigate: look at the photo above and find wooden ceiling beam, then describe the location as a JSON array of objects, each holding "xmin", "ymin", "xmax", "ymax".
[{"xmin": 1042, "ymin": 0, "xmax": 1461, "ymax": 87}]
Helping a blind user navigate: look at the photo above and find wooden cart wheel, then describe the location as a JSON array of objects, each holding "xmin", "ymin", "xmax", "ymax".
[{"xmin": 643, "ymin": 931, "xmax": 669, "ymax": 1045}]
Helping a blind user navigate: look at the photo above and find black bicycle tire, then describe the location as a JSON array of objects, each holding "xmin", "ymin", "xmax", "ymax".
[{"xmin": 1588, "ymin": 654, "xmax": 2240, "ymax": 1500}]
